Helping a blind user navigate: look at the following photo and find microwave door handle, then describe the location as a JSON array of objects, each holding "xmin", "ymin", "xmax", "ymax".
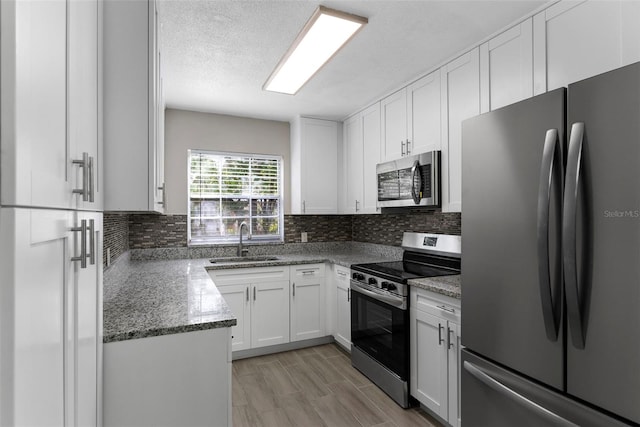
[{"xmin": 411, "ymin": 160, "xmax": 421, "ymax": 204}]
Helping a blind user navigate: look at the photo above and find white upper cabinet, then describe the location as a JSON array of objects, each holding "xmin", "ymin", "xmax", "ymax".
[
  {"xmin": 1, "ymin": 0, "xmax": 102, "ymax": 211},
  {"xmin": 533, "ymin": 0, "xmax": 640, "ymax": 94},
  {"xmin": 381, "ymin": 89, "xmax": 408, "ymax": 161},
  {"xmin": 361, "ymin": 103, "xmax": 382, "ymax": 214},
  {"xmin": 441, "ymin": 49, "xmax": 480, "ymax": 213},
  {"xmin": 480, "ymin": 19, "xmax": 533, "ymax": 112},
  {"xmin": 407, "ymin": 70, "xmax": 442, "ymax": 154},
  {"xmin": 104, "ymin": 0, "xmax": 165, "ymax": 212},
  {"xmin": 290, "ymin": 117, "xmax": 339, "ymax": 214},
  {"xmin": 342, "ymin": 102, "xmax": 381, "ymax": 215}
]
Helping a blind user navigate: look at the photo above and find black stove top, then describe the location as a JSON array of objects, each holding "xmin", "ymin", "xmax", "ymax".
[{"xmin": 351, "ymin": 253, "xmax": 461, "ymax": 284}]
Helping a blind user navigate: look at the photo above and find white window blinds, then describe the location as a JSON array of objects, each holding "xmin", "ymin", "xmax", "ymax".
[{"xmin": 188, "ymin": 150, "xmax": 283, "ymax": 244}]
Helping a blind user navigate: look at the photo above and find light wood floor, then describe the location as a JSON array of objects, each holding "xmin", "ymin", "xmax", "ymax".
[{"xmin": 232, "ymin": 343, "xmax": 444, "ymax": 427}]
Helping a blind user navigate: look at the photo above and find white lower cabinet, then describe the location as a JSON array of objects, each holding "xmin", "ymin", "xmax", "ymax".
[
  {"xmin": 0, "ymin": 208, "xmax": 102, "ymax": 427},
  {"xmin": 333, "ymin": 265, "xmax": 351, "ymax": 350},
  {"xmin": 211, "ymin": 266, "xmax": 299, "ymax": 352},
  {"xmin": 410, "ymin": 287, "xmax": 461, "ymax": 427},
  {"xmin": 290, "ymin": 264, "xmax": 326, "ymax": 342}
]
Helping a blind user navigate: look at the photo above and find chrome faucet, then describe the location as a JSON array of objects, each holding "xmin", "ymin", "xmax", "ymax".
[{"xmin": 237, "ymin": 221, "xmax": 251, "ymax": 257}]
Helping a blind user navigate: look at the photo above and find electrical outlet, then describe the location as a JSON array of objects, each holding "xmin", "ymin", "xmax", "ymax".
[{"xmin": 301, "ymin": 232, "xmax": 308, "ymax": 243}]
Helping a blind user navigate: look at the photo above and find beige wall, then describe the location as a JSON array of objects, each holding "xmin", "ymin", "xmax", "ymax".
[{"xmin": 164, "ymin": 109, "xmax": 291, "ymax": 214}]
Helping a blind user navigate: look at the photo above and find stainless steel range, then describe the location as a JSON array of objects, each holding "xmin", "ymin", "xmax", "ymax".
[{"xmin": 350, "ymin": 232, "xmax": 461, "ymax": 408}]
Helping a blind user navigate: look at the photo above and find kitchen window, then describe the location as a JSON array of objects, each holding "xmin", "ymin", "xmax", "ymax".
[{"xmin": 188, "ymin": 150, "xmax": 283, "ymax": 245}]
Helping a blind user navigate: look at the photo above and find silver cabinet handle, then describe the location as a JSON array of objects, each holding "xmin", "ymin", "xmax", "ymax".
[
  {"xmin": 71, "ymin": 220, "xmax": 88, "ymax": 269},
  {"xmin": 438, "ymin": 323, "xmax": 444, "ymax": 345},
  {"xmin": 447, "ymin": 327, "xmax": 454, "ymax": 349},
  {"xmin": 301, "ymin": 270, "xmax": 315, "ymax": 276},
  {"xmin": 157, "ymin": 183, "xmax": 166, "ymax": 206},
  {"xmin": 72, "ymin": 152, "xmax": 90, "ymax": 201},
  {"xmin": 87, "ymin": 219, "xmax": 95, "ymax": 265},
  {"xmin": 463, "ymin": 362, "xmax": 579, "ymax": 427},
  {"xmin": 436, "ymin": 304, "xmax": 456, "ymax": 313},
  {"xmin": 355, "ymin": 200, "xmax": 359, "ymax": 212},
  {"xmin": 253, "ymin": 286, "xmax": 256, "ymax": 301},
  {"xmin": 337, "ymin": 270, "xmax": 347, "ymax": 277},
  {"xmin": 537, "ymin": 129, "xmax": 562, "ymax": 342},
  {"xmin": 88, "ymin": 156, "xmax": 95, "ymax": 203},
  {"xmin": 246, "ymin": 287, "xmax": 249, "ymax": 302},
  {"xmin": 347, "ymin": 288, "xmax": 350, "ymax": 302},
  {"xmin": 406, "ymin": 139, "xmax": 411, "ymax": 155},
  {"xmin": 302, "ymin": 200, "xmax": 306, "ymax": 213},
  {"xmin": 401, "ymin": 140, "xmax": 406, "ymax": 156},
  {"xmin": 293, "ymin": 282, "xmax": 296, "ymax": 297},
  {"xmin": 563, "ymin": 122, "xmax": 586, "ymax": 349}
]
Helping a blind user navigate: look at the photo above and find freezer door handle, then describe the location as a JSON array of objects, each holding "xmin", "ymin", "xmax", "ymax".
[
  {"xmin": 536, "ymin": 128, "xmax": 562, "ymax": 341},
  {"xmin": 563, "ymin": 122, "xmax": 586, "ymax": 349},
  {"xmin": 463, "ymin": 361, "xmax": 580, "ymax": 427}
]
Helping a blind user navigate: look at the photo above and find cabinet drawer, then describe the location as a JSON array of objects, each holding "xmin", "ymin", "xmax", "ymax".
[
  {"xmin": 334, "ymin": 265, "xmax": 350, "ymax": 285},
  {"xmin": 411, "ymin": 287, "xmax": 461, "ymax": 323},
  {"xmin": 291, "ymin": 263, "xmax": 325, "ymax": 279},
  {"xmin": 208, "ymin": 266, "xmax": 290, "ymax": 286}
]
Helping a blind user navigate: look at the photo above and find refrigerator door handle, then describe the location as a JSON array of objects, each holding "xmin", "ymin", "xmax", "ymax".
[
  {"xmin": 563, "ymin": 122, "xmax": 586, "ymax": 349},
  {"xmin": 537, "ymin": 128, "xmax": 562, "ymax": 341},
  {"xmin": 463, "ymin": 361, "xmax": 580, "ymax": 427}
]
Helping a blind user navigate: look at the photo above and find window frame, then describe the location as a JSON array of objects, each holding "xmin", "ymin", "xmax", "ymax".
[{"xmin": 187, "ymin": 149, "xmax": 284, "ymax": 246}]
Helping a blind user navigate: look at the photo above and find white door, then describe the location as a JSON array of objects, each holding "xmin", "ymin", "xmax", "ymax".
[
  {"xmin": 68, "ymin": 0, "xmax": 102, "ymax": 210},
  {"xmin": 219, "ymin": 285, "xmax": 251, "ymax": 351},
  {"xmin": 344, "ymin": 114, "xmax": 363, "ymax": 214},
  {"xmin": 251, "ymin": 281, "xmax": 290, "ymax": 348},
  {"xmin": 381, "ymin": 89, "xmax": 407, "ymax": 161},
  {"xmin": 361, "ymin": 103, "xmax": 381, "ymax": 214},
  {"xmin": 301, "ymin": 119, "xmax": 338, "ymax": 214},
  {"xmin": 533, "ymin": 0, "xmax": 640, "ymax": 94},
  {"xmin": 75, "ymin": 212, "xmax": 102, "ymax": 427},
  {"xmin": 407, "ymin": 70, "xmax": 442, "ymax": 154},
  {"xmin": 480, "ymin": 19, "xmax": 533, "ymax": 112},
  {"xmin": 334, "ymin": 267, "xmax": 351, "ymax": 349},
  {"xmin": 410, "ymin": 308, "xmax": 448, "ymax": 419},
  {"xmin": 441, "ymin": 48, "xmax": 480, "ymax": 213},
  {"xmin": 290, "ymin": 279, "xmax": 324, "ymax": 341},
  {"xmin": 1, "ymin": 0, "xmax": 73, "ymax": 209},
  {"xmin": 0, "ymin": 208, "xmax": 72, "ymax": 426}
]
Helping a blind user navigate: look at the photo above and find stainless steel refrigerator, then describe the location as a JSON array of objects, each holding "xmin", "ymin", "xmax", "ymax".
[{"xmin": 461, "ymin": 62, "xmax": 640, "ymax": 426}]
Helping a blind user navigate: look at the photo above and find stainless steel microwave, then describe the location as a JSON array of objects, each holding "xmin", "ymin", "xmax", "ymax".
[{"xmin": 376, "ymin": 151, "xmax": 441, "ymax": 208}]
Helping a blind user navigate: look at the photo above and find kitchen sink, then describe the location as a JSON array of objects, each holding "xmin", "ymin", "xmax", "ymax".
[{"xmin": 209, "ymin": 255, "xmax": 279, "ymax": 264}]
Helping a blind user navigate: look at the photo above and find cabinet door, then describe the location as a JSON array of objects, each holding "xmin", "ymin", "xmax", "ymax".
[
  {"xmin": 361, "ymin": 103, "xmax": 381, "ymax": 214},
  {"xmin": 290, "ymin": 277, "xmax": 325, "ymax": 342},
  {"xmin": 410, "ymin": 308, "xmax": 448, "ymax": 420},
  {"xmin": 407, "ymin": 70, "xmax": 442, "ymax": 154},
  {"xmin": 75, "ymin": 212, "xmax": 103, "ymax": 427},
  {"xmin": 344, "ymin": 114, "xmax": 363, "ymax": 214},
  {"xmin": 447, "ymin": 321, "xmax": 461, "ymax": 427},
  {"xmin": 300, "ymin": 118, "xmax": 338, "ymax": 214},
  {"xmin": 0, "ymin": 208, "xmax": 72, "ymax": 426},
  {"xmin": 151, "ymin": 1, "xmax": 165, "ymax": 212},
  {"xmin": 1, "ymin": 0, "xmax": 73, "ymax": 209},
  {"xmin": 480, "ymin": 19, "xmax": 533, "ymax": 112},
  {"xmin": 334, "ymin": 267, "xmax": 351, "ymax": 350},
  {"xmin": 441, "ymin": 49, "xmax": 480, "ymax": 213},
  {"xmin": 219, "ymin": 285, "xmax": 251, "ymax": 351},
  {"xmin": 381, "ymin": 89, "xmax": 407, "ymax": 161},
  {"xmin": 251, "ymin": 281, "xmax": 290, "ymax": 348},
  {"xmin": 69, "ymin": 0, "xmax": 102, "ymax": 211},
  {"xmin": 533, "ymin": 0, "xmax": 640, "ymax": 94}
]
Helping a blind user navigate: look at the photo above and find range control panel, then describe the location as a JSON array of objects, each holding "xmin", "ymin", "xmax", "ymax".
[{"xmin": 350, "ymin": 271, "xmax": 407, "ymax": 298}]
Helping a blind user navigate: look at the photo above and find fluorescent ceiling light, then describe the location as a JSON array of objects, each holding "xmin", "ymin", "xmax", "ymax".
[{"xmin": 264, "ymin": 6, "xmax": 367, "ymax": 95}]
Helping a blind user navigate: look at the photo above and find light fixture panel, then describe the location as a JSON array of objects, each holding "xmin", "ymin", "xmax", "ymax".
[{"xmin": 264, "ymin": 6, "xmax": 368, "ymax": 95}]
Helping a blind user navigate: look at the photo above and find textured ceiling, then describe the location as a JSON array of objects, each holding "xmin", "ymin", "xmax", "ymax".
[{"xmin": 160, "ymin": 0, "xmax": 547, "ymax": 122}]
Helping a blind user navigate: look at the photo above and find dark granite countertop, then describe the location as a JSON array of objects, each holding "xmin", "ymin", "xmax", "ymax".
[
  {"xmin": 408, "ymin": 275, "xmax": 461, "ymax": 299},
  {"xmin": 103, "ymin": 249, "xmax": 395, "ymax": 343}
]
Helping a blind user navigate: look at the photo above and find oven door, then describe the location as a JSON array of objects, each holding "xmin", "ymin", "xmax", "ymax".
[
  {"xmin": 376, "ymin": 151, "xmax": 440, "ymax": 208},
  {"xmin": 350, "ymin": 281, "xmax": 409, "ymax": 380}
]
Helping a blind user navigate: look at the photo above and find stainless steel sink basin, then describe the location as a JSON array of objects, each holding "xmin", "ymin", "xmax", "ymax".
[{"xmin": 209, "ymin": 256, "xmax": 279, "ymax": 264}]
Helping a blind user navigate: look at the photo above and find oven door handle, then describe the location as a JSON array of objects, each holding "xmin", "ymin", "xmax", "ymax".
[{"xmin": 351, "ymin": 282, "xmax": 405, "ymax": 308}]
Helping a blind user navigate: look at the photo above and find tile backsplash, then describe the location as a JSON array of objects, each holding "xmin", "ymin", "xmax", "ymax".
[{"xmin": 104, "ymin": 211, "xmax": 461, "ymax": 267}]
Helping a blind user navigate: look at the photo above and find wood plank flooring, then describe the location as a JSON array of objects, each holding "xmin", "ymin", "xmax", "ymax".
[{"xmin": 232, "ymin": 344, "xmax": 444, "ymax": 427}]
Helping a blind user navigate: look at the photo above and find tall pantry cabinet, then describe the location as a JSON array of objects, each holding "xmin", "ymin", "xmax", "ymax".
[{"xmin": 0, "ymin": 1, "xmax": 104, "ymax": 426}]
